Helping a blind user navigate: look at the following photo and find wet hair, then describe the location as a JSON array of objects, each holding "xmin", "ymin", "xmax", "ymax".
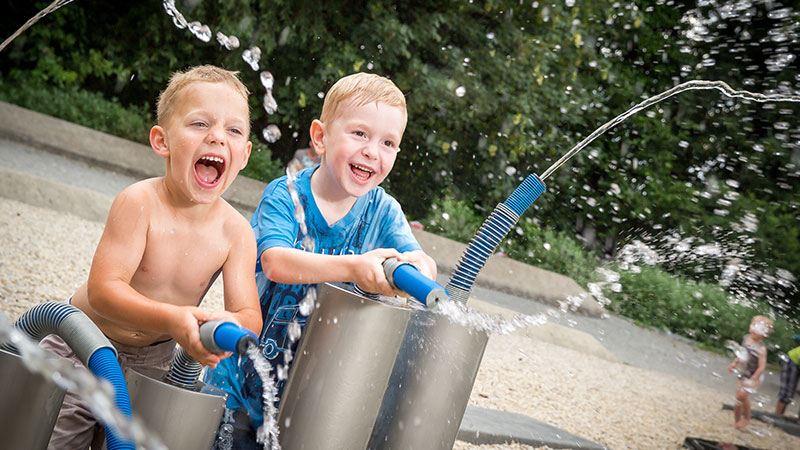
[
  {"xmin": 750, "ymin": 315, "xmax": 774, "ymax": 337},
  {"xmin": 156, "ymin": 65, "xmax": 250, "ymax": 127},
  {"xmin": 319, "ymin": 72, "xmax": 406, "ymax": 124}
]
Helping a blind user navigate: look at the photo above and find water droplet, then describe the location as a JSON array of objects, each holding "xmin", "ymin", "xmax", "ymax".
[
  {"xmin": 215, "ymin": 32, "xmax": 240, "ymax": 50},
  {"xmin": 242, "ymin": 46, "xmax": 262, "ymax": 71},
  {"xmin": 187, "ymin": 22, "xmax": 211, "ymax": 42},
  {"xmin": 260, "ymin": 71, "xmax": 274, "ymax": 90},
  {"xmin": 262, "ymin": 124, "xmax": 281, "ymax": 143},
  {"xmin": 455, "ymin": 86, "xmax": 466, "ymax": 97},
  {"xmin": 263, "ymin": 92, "xmax": 278, "ymax": 115}
]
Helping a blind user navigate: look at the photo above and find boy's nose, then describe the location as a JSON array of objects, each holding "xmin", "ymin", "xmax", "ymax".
[
  {"xmin": 206, "ymin": 125, "xmax": 227, "ymax": 146},
  {"xmin": 361, "ymin": 141, "xmax": 379, "ymax": 159}
]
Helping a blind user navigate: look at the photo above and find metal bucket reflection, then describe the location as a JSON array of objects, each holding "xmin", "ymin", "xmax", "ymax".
[
  {"xmin": 278, "ymin": 282, "xmax": 489, "ymax": 450},
  {"xmin": 0, "ymin": 348, "xmax": 66, "ymax": 450},
  {"xmin": 121, "ymin": 367, "xmax": 226, "ymax": 450}
]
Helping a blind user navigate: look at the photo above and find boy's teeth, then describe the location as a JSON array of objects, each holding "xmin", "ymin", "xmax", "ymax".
[
  {"xmin": 200, "ymin": 156, "xmax": 224, "ymax": 163},
  {"xmin": 351, "ymin": 164, "xmax": 373, "ymax": 173}
]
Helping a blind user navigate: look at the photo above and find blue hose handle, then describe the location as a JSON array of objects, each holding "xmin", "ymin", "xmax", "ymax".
[
  {"xmin": 199, "ymin": 321, "xmax": 258, "ymax": 354},
  {"xmin": 383, "ymin": 257, "xmax": 449, "ymax": 308}
]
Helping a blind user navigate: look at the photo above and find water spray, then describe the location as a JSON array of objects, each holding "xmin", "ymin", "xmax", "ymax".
[{"xmin": 445, "ymin": 80, "xmax": 800, "ymax": 303}]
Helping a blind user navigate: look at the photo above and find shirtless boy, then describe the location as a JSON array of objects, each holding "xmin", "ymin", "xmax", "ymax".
[{"xmin": 41, "ymin": 65, "xmax": 262, "ymax": 449}]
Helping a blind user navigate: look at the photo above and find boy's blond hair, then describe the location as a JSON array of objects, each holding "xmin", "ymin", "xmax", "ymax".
[
  {"xmin": 751, "ymin": 315, "xmax": 774, "ymax": 337},
  {"xmin": 320, "ymin": 72, "xmax": 406, "ymax": 124},
  {"xmin": 156, "ymin": 65, "xmax": 250, "ymax": 126}
]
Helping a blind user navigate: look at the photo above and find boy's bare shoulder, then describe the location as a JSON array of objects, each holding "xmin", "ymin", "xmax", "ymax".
[
  {"xmin": 109, "ymin": 178, "xmax": 162, "ymax": 211},
  {"xmin": 115, "ymin": 178, "xmax": 161, "ymax": 201},
  {"xmin": 217, "ymin": 199, "xmax": 254, "ymax": 238}
]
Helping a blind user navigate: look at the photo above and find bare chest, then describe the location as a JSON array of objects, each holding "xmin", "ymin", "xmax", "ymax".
[{"xmin": 132, "ymin": 224, "xmax": 229, "ymax": 302}]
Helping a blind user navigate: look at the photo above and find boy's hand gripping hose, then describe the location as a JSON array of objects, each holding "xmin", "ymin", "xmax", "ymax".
[
  {"xmin": 382, "ymin": 257, "xmax": 449, "ymax": 308},
  {"xmin": 1, "ymin": 302, "xmax": 135, "ymax": 450},
  {"xmin": 164, "ymin": 320, "xmax": 258, "ymax": 389},
  {"xmin": 445, "ymin": 173, "xmax": 547, "ymax": 303}
]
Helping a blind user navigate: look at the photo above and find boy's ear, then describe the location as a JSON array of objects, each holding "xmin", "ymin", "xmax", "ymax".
[
  {"xmin": 150, "ymin": 126, "xmax": 170, "ymax": 159},
  {"xmin": 309, "ymin": 119, "xmax": 326, "ymax": 156},
  {"xmin": 240, "ymin": 141, "xmax": 253, "ymax": 170}
]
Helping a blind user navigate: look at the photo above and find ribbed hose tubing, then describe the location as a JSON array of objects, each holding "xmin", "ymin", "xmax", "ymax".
[
  {"xmin": 165, "ymin": 346, "xmax": 202, "ymax": 389},
  {"xmin": 446, "ymin": 174, "xmax": 546, "ymax": 303},
  {"xmin": 6, "ymin": 302, "xmax": 134, "ymax": 450}
]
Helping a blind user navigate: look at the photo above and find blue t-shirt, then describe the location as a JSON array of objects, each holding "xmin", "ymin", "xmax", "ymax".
[{"xmin": 205, "ymin": 167, "xmax": 420, "ymax": 427}]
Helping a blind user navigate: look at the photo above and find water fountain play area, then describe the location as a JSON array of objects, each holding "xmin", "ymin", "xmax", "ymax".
[{"xmin": 1, "ymin": 1, "xmax": 800, "ymax": 445}]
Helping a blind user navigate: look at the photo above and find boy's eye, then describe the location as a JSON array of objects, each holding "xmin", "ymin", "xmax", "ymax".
[
  {"xmin": 192, "ymin": 121, "xmax": 208, "ymax": 128},
  {"xmin": 229, "ymin": 128, "xmax": 243, "ymax": 135},
  {"xmin": 353, "ymin": 130, "xmax": 366, "ymax": 137},
  {"xmin": 383, "ymin": 140, "xmax": 395, "ymax": 148}
]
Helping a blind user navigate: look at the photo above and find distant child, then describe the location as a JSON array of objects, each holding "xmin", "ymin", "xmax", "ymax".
[
  {"xmin": 40, "ymin": 65, "xmax": 263, "ymax": 449},
  {"xmin": 205, "ymin": 72, "xmax": 437, "ymax": 446},
  {"xmin": 727, "ymin": 315, "xmax": 773, "ymax": 429},
  {"xmin": 775, "ymin": 334, "xmax": 800, "ymax": 416}
]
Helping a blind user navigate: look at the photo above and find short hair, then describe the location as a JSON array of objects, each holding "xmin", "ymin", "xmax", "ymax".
[
  {"xmin": 156, "ymin": 65, "xmax": 250, "ymax": 126},
  {"xmin": 320, "ymin": 72, "xmax": 406, "ymax": 124}
]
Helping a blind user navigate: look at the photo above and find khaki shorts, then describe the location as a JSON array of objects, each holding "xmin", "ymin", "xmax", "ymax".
[{"xmin": 39, "ymin": 334, "xmax": 175, "ymax": 450}]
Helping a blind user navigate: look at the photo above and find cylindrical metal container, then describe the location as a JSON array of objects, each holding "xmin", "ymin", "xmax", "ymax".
[
  {"xmin": 123, "ymin": 366, "xmax": 227, "ymax": 450},
  {"xmin": 0, "ymin": 348, "xmax": 66, "ymax": 450},
  {"xmin": 277, "ymin": 283, "xmax": 413, "ymax": 450},
  {"xmin": 278, "ymin": 282, "xmax": 489, "ymax": 450},
  {"xmin": 368, "ymin": 310, "xmax": 489, "ymax": 449}
]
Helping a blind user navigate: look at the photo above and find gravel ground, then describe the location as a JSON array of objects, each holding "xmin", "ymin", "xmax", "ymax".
[{"xmin": 2, "ymin": 197, "xmax": 799, "ymax": 449}]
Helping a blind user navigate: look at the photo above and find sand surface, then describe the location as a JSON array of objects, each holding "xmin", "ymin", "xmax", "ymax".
[{"xmin": 2, "ymin": 197, "xmax": 799, "ymax": 449}]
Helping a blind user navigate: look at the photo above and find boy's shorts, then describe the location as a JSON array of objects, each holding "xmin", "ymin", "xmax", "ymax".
[
  {"xmin": 778, "ymin": 356, "xmax": 800, "ymax": 404},
  {"xmin": 39, "ymin": 333, "xmax": 175, "ymax": 450}
]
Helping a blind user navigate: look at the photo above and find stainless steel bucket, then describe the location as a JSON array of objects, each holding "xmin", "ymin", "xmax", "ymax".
[
  {"xmin": 0, "ymin": 348, "xmax": 67, "ymax": 450},
  {"xmin": 123, "ymin": 366, "xmax": 227, "ymax": 450},
  {"xmin": 278, "ymin": 283, "xmax": 489, "ymax": 450}
]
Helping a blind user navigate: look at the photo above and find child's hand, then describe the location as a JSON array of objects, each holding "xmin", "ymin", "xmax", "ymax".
[
  {"xmin": 352, "ymin": 248, "xmax": 400, "ymax": 296},
  {"xmin": 167, "ymin": 306, "xmax": 225, "ymax": 368},
  {"xmin": 396, "ymin": 250, "xmax": 438, "ymax": 281},
  {"xmin": 727, "ymin": 361, "xmax": 736, "ymax": 373}
]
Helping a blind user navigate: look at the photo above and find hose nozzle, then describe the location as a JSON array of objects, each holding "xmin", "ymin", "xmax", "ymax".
[
  {"xmin": 199, "ymin": 320, "xmax": 257, "ymax": 355},
  {"xmin": 383, "ymin": 257, "xmax": 449, "ymax": 309}
]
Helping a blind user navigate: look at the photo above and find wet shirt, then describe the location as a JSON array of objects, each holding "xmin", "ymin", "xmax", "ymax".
[
  {"xmin": 789, "ymin": 346, "xmax": 800, "ymax": 365},
  {"xmin": 205, "ymin": 166, "xmax": 420, "ymax": 427},
  {"xmin": 739, "ymin": 334, "xmax": 766, "ymax": 379}
]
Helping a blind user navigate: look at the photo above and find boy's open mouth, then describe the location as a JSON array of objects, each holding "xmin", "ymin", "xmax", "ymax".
[
  {"xmin": 195, "ymin": 155, "xmax": 226, "ymax": 187},
  {"xmin": 350, "ymin": 163, "xmax": 374, "ymax": 182}
]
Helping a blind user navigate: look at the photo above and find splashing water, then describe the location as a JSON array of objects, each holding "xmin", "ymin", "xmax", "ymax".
[
  {"xmin": 0, "ymin": 312, "xmax": 167, "ymax": 450},
  {"xmin": 539, "ymin": 80, "xmax": 800, "ymax": 181},
  {"xmin": 245, "ymin": 343, "xmax": 281, "ymax": 450},
  {"xmin": 216, "ymin": 32, "xmax": 240, "ymax": 50},
  {"xmin": 263, "ymin": 124, "xmax": 282, "ymax": 143},
  {"xmin": 161, "ymin": 3, "xmax": 281, "ymax": 143},
  {"xmin": 242, "ymin": 47, "xmax": 262, "ymax": 71},
  {"xmin": 0, "ymin": 0, "xmax": 75, "ymax": 53}
]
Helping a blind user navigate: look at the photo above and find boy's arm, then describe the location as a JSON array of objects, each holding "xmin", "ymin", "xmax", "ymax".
[
  {"xmin": 219, "ymin": 217, "xmax": 262, "ymax": 335},
  {"xmin": 86, "ymin": 187, "xmax": 222, "ymax": 366},
  {"xmin": 261, "ymin": 247, "xmax": 402, "ymax": 296}
]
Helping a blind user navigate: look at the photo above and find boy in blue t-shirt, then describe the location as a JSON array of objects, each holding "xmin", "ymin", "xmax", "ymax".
[{"xmin": 205, "ymin": 72, "xmax": 437, "ymax": 446}]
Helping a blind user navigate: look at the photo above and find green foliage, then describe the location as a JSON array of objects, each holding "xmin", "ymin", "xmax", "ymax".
[
  {"xmin": 0, "ymin": 78, "xmax": 151, "ymax": 144},
  {"xmin": 2, "ymin": 0, "xmax": 797, "ymax": 322},
  {"xmin": 423, "ymin": 199, "xmax": 598, "ymax": 287},
  {"xmin": 607, "ymin": 265, "xmax": 796, "ymax": 361}
]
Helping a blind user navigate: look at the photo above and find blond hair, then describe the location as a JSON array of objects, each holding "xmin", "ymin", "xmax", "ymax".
[
  {"xmin": 156, "ymin": 65, "xmax": 250, "ymax": 126},
  {"xmin": 751, "ymin": 315, "xmax": 774, "ymax": 337},
  {"xmin": 320, "ymin": 72, "xmax": 406, "ymax": 124}
]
